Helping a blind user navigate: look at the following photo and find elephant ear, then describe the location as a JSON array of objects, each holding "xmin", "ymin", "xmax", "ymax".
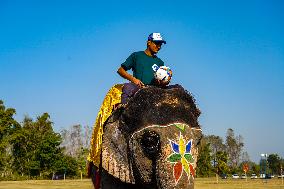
[{"xmin": 101, "ymin": 119, "xmax": 135, "ymax": 184}]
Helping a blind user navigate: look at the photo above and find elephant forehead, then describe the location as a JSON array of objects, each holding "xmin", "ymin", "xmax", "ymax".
[
  {"xmin": 130, "ymin": 123, "xmax": 202, "ymax": 159},
  {"xmin": 131, "ymin": 123, "xmax": 201, "ymax": 140}
]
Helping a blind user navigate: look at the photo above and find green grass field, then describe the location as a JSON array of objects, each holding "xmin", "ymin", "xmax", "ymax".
[
  {"xmin": 195, "ymin": 177, "xmax": 284, "ymax": 189},
  {"xmin": 0, "ymin": 178, "xmax": 283, "ymax": 189}
]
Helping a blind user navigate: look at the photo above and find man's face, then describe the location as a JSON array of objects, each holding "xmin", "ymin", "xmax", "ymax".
[{"xmin": 148, "ymin": 40, "xmax": 163, "ymax": 54}]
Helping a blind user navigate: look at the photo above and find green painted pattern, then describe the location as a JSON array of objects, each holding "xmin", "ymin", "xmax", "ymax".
[
  {"xmin": 172, "ymin": 123, "xmax": 186, "ymax": 131},
  {"xmin": 184, "ymin": 154, "xmax": 194, "ymax": 163},
  {"xmin": 167, "ymin": 153, "xmax": 182, "ymax": 162}
]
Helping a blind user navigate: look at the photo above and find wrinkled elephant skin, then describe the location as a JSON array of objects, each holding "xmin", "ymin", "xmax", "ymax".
[{"xmin": 95, "ymin": 86, "xmax": 202, "ymax": 189}]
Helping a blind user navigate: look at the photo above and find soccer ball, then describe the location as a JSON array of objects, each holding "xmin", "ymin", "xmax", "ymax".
[{"xmin": 153, "ymin": 65, "xmax": 173, "ymax": 83}]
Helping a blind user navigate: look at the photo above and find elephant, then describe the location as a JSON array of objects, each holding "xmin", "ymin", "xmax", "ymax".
[{"xmin": 89, "ymin": 85, "xmax": 202, "ymax": 189}]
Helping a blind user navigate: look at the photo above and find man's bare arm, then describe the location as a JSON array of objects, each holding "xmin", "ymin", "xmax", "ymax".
[{"xmin": 117, "ymin": 67, "xmax": 144, "ymax": 88}]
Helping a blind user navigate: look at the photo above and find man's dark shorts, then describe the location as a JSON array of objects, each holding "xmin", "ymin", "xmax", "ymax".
[{"xmin": 121, "ymin": 83, "xmax": 140, "ymax": 105}]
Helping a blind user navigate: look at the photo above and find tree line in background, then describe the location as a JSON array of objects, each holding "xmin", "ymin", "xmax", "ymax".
[
  {"xmin": 0, "ymin": 100, "xmax": 91, "ymax": 180},
  {"xmin": 0, "ymin": 100, "xmax": 283, "ymax": 180},
  {"xmin": 196, "ymin": 128, "xmax": 284, "ymax": 177}
]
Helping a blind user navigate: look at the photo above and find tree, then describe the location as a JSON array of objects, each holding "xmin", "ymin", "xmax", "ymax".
[
  {"xmin": 11, "ymin": 124, "xmax": 29, "ymax": 176},
  {"xmin": 196, "ymin": 137, "xmax": 213, "ymax": 177},
  {"xmin": 241, "ymin": 151, "xmax": 250, "ymax": 163},
  {"xmin": 0, "ymin": 100, "xmax": 90, "ymax": 180},
  {"xmin": 0, "ymin": 100, "xmax": 20, "ymax": 140},
  {"xmin": 205, "ymin": 135, "xmax": 226, "ymax": 153},
  {"xmin": 250, "ymin": 162, "xmax": 260, "ymax": 174},
  {"xmin": 12, "ymin": 113, "xmax": 65, "ymax": 178},
  {"xmin": 267, "ymin": 154, "xmax": 281, "ymax": 175},
  {"xmin": 225, "ymin": 128, "xmax": 244, "ymax": 169},
  {"xmin": 205, "ymin": 135, "xmax": 226, "ymax": 175},
  {"xmin": 52, "ymin": 154, "xmax": 78, "ymax": 178},
  {"xmin": 0, "ymin": 100, "xmax": 20, "ymax": 177},
  {"xmin": 61, "ymin": 124, "xmax": 83, "ymax": 157},
  {"xmin": 83, "ymin": 125, "xmax": 92, "ymax": 149},
  {"xmin": 215, "ymin": 151, "xmax": 229, "ymax": 175},
  {"xmin": 60, "ymin": 125, "xmax": 91, "ymax": 178},
  {"xmin": 77, "ymin": 147, "xmax": 89, "ymax": 179}
]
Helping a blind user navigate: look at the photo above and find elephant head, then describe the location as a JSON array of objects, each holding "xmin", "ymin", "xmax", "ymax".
[{"xmin": 100, "ymin": 85, "xmax": 202, "ymax": 189}]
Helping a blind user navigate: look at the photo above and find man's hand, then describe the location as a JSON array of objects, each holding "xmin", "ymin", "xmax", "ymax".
[
  {"xmin": 132, "ymin": 78, "xmax": 145, "ymax": 88},
  {"xmin": 117, "ymin": 66, "xmax": 145, "ymax": 88}
]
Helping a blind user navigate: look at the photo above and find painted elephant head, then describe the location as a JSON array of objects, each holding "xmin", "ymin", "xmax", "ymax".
[{"xmin": 99, "ymin": 85, "xmax": 202, "ymax": 189}]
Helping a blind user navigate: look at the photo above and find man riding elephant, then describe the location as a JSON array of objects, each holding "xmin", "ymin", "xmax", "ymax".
[
  {"xmin": 117, "ymin": 32, "xmax": 168, "ymax": 106},
  {"xmin": 88, "ymin": 32, "xmax": 168, "ymax": 185},
  {"xmin": 88, "ymin": 33, "xmax": 202, "ymax": 188},
  {"xmin": 88, "ymin": 32, "xmax": 168, "ymax": 172}
]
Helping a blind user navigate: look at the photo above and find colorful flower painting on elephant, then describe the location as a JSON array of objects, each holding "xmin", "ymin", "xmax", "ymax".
[{"xmin": 167, "ymin": 132, "xmax": 195, "ymax": 184}]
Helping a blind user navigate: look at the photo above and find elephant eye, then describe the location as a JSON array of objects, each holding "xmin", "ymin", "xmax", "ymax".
[{"xmin": 140, "ymin": 130, "xmax": 160, "ymax": 159}]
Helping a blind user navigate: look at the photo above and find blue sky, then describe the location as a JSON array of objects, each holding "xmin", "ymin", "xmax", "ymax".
[{"xmin": 1, "ymin": 0, "xmax": 283, "ymax": 162}]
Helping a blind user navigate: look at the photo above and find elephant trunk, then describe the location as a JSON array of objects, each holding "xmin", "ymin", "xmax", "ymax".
[{"xmin": 155, "ymin": 157, "xmax": 195, "ymax": 189}]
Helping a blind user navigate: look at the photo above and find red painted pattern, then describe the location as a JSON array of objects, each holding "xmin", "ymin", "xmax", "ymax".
[
  {"xmin": 174, "ymin": 162, "xmax": 183, "ymax": 182},
  {"xmin": 189, "ymin": 164, "xmax": 195, "ymax": 177}
]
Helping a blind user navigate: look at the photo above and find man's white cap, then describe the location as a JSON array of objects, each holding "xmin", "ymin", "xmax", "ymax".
[{"xmin": 148, "ymin": 32, "xmax": 166, "ymax": 44}]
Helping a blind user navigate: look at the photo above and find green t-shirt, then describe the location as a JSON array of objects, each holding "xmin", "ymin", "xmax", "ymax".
[{"xmin": 121, "ymin": 51, "xmax": 164, "ymax": 85}]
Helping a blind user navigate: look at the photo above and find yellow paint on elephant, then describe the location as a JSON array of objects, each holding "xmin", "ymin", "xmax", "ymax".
[
  {"xmin": 179, "ymin": 134, "xmax": 190, "ymax": 177},
  {"xmin": 179, "ymin": 134, "xmax": 185, "ymax": 155},
  {"xmin": 181, "ymin": 156, "xmax": 190, "ymax": 177},
  {"xmin": 88, "ymin": 84, "xmax": 123, "ymax": 168}
]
